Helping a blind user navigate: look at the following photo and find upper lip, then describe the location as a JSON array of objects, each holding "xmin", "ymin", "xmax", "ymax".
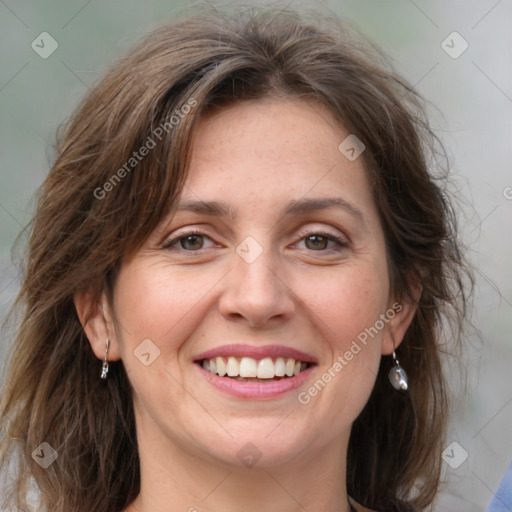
[{"xmin": 194, "ymin": 344, "xmax": 318, "ymax": 364}]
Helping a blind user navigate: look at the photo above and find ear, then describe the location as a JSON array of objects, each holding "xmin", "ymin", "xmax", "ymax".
[
  {"xmin": 74, "ymin": 287, "xmax": 122, "ymax": 361},
  {"xmin": 381, "ymin": 282, "xmax": 422, "ymax": 356}
]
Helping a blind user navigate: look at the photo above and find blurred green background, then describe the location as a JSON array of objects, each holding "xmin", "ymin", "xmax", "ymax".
[{"xmin": 1, "ymin": 1, "xmax": 511, "ymax": 509}]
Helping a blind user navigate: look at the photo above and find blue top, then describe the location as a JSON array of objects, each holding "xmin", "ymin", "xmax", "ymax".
[{"xmin": 486, "ymin": 460, "xmax": 512, "ymax": 512}]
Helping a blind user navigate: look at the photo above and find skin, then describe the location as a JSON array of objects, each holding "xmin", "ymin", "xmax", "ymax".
[{"xmin": 75, "ymin": 96, "xmax": 417, "ymax": 512}]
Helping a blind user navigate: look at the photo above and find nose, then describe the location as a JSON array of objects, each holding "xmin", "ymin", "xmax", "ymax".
[{"xmin": 218, "ymin": 244, "xmax": 295, "ymax": 328}]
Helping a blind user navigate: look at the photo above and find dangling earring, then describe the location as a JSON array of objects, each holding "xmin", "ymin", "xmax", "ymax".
[
  {"xmin": 388, "ymin": 349, "xmax": 408, "ymax": 390},
  {"xmin": 100, "ymin": 337, "xmax": 110, "ymax": 380}
]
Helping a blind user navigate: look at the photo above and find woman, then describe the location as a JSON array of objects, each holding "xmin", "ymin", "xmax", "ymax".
[{"xmin": 0, "ymin": 5, "xmax": 471, "ymax": 512}]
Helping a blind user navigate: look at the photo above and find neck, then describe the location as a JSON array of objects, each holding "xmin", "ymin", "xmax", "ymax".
[{"xmin": 125, "ymin": 407, "xmax": 353, "ymax": 512}]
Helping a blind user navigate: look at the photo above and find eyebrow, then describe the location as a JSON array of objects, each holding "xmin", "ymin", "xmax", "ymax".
[{"xmin": 175, "ymin": 197, "xmax": 365, "ymax": 223}]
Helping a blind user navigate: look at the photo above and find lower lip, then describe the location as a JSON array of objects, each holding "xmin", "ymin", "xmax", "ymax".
[{"xmin": 195, "ymin": 363, "xmax": 315, "ymax": 399}]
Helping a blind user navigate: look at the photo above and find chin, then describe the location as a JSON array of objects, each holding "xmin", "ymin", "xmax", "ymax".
[{"xmin": 178, "ymin": 423, "xmax": 299, "ymax": 468}]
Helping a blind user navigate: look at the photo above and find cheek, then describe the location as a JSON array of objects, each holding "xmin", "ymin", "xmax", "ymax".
[
  {"xmin": 298, "ymin": 264, "xmax": 389, "ymax": 350},
  {"xmin": 110, "ymin": 263, "xmax": 218, "ymax": 416},
  {"xmin": 293, "ymin": 263, "xmax": 388, "ymax": 416},
  {"xmin": 111, "ymin": 261, "xmax": 220, "ymax": 352}
]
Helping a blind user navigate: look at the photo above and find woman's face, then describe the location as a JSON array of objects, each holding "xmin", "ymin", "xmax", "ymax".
[{"xmin": 85, "ymin": 97, "xmax": 412, "ymax": 471}]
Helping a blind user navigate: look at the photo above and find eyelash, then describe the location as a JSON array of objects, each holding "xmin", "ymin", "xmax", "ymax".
[{"xmin": 163, "ymin": 229, "xmax": 349, "ymax": 253}]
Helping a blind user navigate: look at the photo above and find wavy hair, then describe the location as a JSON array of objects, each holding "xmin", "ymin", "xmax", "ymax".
[{"xmin": 0, "ymin": 4, "xmax": 472, "ymax": 511}]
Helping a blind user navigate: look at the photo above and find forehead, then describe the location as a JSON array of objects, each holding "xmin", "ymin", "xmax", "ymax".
[
  {"xmin": 179, "ymin": 97, "xmax": 377, "ymax": 220},
  {"xmin": 191, "ymin": 96, "xmax": 345, "ymax": 161}
]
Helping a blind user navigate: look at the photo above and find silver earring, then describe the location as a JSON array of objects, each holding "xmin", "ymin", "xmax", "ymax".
[
  {"xmin": 100, "ymin": 337, "xmax": 110, "ymax": 380},
  {"xmin": 388, "ymin": 349, "xmax": 408, "ymax": 390}
]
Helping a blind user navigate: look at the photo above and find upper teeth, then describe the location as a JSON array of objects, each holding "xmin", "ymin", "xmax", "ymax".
[{"xmin": 201, "ymin": 357, "xmax": 308, "ymax": 378}]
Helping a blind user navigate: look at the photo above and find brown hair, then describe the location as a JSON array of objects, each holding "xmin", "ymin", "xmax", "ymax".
[{"xmin": 0, "ymin": 4, "xmax": 472, "ymax": 511}]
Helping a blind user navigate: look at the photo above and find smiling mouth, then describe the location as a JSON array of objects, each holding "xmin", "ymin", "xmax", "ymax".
[{"xmin": 196, "ymin": 356, "xmax": 313, "ymax": 382}]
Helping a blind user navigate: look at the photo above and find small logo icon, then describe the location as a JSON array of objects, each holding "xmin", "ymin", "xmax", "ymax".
[
  {"xmin": 31, "ymin": 442, "xmax": 58, "ymax": 469},
  {"xmin": 134, "ymin": 338, "xmax": 161, "ymax": 366},
  {"xmin": 237, "ymin": 442, "xmax": 263, "ymax": 468},
  {"xmin": 338, "ymin": 134, "xmax": 365, "ymax": 161},
  {"xmin": 442, "ymin": 441, "xmax": 468, "ymax": 469},
  {"xmin": 31, "ymin": 32, "xmax": 59, "ymax": 59},
  {"xmin": 503, "ymin": 186, "xmax": 512, "ymax": 200},
  {"xmin": 441, "ymin": 32, "xmax": 469, "ymax": 59},
  {"xmin": 236, "ymin": 236, "xmax": 263, "ymax": 264}
]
